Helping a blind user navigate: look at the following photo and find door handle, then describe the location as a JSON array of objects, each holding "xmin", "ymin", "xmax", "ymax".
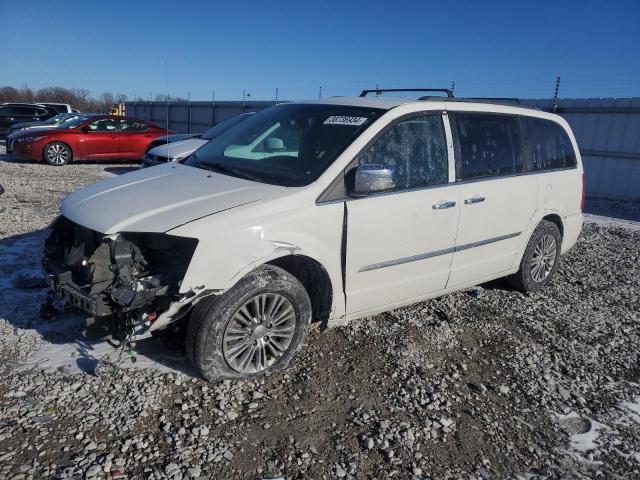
[
  {"xmin": 464, "ymin": 196, "xmax": 485, "ymax": 205},
  {"xmin": 432, "ymin": 200, "xmax": 457, "ymax": 210}
]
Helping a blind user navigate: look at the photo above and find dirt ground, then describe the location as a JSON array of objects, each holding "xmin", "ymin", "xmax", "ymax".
[{"xmin": 0, "ymin": 153, "xmax": 639, "ymax": 479}]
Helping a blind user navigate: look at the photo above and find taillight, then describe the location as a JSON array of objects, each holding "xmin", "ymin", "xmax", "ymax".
[{"xmin": 581, "ymin": 173, "xmax": 585, "ymax": 210}]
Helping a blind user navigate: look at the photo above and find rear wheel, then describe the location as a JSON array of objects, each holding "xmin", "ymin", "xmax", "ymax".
[
  {"xmin": 186, "ymin": 265, "xmax": 311, "ymax": 381},
  {"xmin": 508, "ymin": 220, "xmax": 562, "ymax": 292},
  {"xmin": 44, "ymin": 142, "xmax": 72, "ymax": 166}
]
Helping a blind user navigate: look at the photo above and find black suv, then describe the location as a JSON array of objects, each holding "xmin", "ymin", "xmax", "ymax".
[{"xmin": 0, "ymin": 103, "xmax": 57, "ymax": 136}]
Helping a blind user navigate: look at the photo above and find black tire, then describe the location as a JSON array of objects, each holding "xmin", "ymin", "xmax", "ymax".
[
  {"xmin": 43, "ymin": 142, "xmax": 72, "ymax": 166},
  {"xmin": 508, "ymin": 220, "xmax": 562, "ymax": 292},
  {"xmin": 186, "ymin": 265, "xmax": 312, "ymax": 381}
]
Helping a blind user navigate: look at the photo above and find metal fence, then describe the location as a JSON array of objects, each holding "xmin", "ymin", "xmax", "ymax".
[
  {"xmin": 124, "ymin": 100, "xmax": 277, "ymax": 135},
  {"xmin": 126, "ymin": 97, "xmax": 640, "ymax": 202},
  {"xmin": 522, "ymin": 98, "xmax": 640, "ymax": 202}
]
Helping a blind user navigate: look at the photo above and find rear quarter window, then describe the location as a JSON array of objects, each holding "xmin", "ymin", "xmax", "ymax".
[{"xmin": 526, "ymin": 117, "xmax": 577, "ymax": 170}]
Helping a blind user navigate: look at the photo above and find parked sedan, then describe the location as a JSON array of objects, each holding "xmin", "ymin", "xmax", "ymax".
[
  {"xmin": 11, "ymin": 114, "xmax": 170, "ymax": 165},
  {"xmin": 6, "ymin": 113, "xmax": 81, "ymax": 152},
  {"xmin": 141, "ymin": 113, "xmax": 254, "ymax": 168}
]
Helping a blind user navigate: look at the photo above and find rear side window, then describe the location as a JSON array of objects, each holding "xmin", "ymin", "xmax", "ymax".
[
  {"xmin": 14, "ymin": 106, "xmax": 38, "ymax": 116},
  {"xmin": 358, "ymin": 114, "xmax": 448, "ymax": 190},
  {"xmin": 120, "ymin": 119, "xmax": 148, "ymax": 131},
  {"xmin": 45, "ymin": 105, "xmax": 68, "ymax": 113},
  {"xmin": 87, "ymin": 119, "xmax": 117, "ymax": 131},
  {"xmin": 455, "ymin": 114, "xmax": 524, "ymax": 180},
  {"xmin": 526, "ymin": 117, "xmax": 576, "ymax": 170}
]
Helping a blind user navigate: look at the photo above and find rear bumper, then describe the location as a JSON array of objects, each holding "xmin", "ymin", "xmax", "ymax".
[{"xmin": 561, "ymin": 212, "xmax": 583, "ymax": 254}]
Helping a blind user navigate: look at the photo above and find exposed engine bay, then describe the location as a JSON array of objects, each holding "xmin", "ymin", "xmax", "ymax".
[{"xmin": 42, "ymin": 216, "xmax": 198, "ymax": 339}]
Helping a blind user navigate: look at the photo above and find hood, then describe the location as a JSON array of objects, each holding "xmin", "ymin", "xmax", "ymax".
[
  {"xmin": 9, "ymin": 121, "xmax": 40, "ymax": 130},
  {"xmin": 13, "ymin": 128, "xmax": 62, "ymax": 139},
  {"xmin": 148, "ymin": 138, "xmax": 208, "ymax": 160},
  {"xmin": 60, "ymin": 162, "xmax": 284, "ymax": 234},
  {"xmin": 156, "ymin": 133, "xmax": 200, "ymax": 143}
]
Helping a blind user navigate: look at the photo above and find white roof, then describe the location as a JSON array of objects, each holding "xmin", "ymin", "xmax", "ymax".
[{"xmin": 289, "ymin": 96, "xmax": 562, "ymax": 120}]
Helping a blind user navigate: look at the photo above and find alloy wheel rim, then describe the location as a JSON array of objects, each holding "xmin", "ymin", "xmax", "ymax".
[
  {"xmin": 48, "ymin": 144, "xmax": 68, "ymax": 164},
  {"xmin": 530, "ymin": 234, "xmax": 557, "ymax": 282},
  {"xmin": 222, "ymin": 293, "xmax": 297, "ymax": 374}
]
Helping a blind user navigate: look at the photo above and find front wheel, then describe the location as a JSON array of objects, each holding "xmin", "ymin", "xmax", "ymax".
[
  {"xmin": 508, "ymin": 220, "xmax": 562, "ymax": 292},
  {"xmin": 44, "ymin": 142, "xmax": 72, "ymax": 166},
  {"xmin": 186, "ymin": 265, "xmax": 311, "ymax": 381}
]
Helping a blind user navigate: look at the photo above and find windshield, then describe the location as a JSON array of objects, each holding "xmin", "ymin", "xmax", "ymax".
[
  {"xmin": 58, "ymin": 115, "xmax": 93, "ymax": 129},
  {"xmin": 44, "ymin": 113, "xmax": 67, "ymax": 124},
  {"xmin": 201, "ymin": 113, "xmax": 254, "ymax": 140},
  {"xmin": 184, "ymin": 104, "xmax": 383, "ymax": 186}
]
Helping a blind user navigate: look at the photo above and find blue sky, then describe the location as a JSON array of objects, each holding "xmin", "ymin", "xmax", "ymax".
[{"xmin": 1, "ymin": 0, "xmax": 639, "ymax": 101}]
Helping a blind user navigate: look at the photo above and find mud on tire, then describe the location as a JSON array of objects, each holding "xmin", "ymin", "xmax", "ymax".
[{"xmin": 186, "ymin": 265, "xmax": 312, "ymax": 381}]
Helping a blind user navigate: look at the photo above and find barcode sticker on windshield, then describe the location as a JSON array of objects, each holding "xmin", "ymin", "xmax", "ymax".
[{"xmin": 323, "ymin": 116, "xmax": 368, "ymax": 126}]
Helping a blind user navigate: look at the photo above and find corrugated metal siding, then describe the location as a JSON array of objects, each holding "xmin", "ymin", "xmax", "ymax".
[
  {"xmin": 124, "ymin": 100, "xmax": 277, "ymax": 134},
  {"xmin": 522, "ymin": 98, "xmax": 640, "ymax": 201}
]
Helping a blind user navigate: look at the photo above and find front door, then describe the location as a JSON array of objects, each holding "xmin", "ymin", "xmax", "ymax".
[
  {"xmin": 345, "ymin": 113, "xmax": 460, "ymax": 314},
  {"xmin": 447, "ymin": 113, "xmax": 538, "ymax": 287},
  {"xmin": 81, "ymin": 118, "xmax": 119, "ymax": 159}
]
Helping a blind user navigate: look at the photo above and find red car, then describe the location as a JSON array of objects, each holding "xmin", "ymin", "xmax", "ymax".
[{"xmin": 11, "ymin": 114, "xmax": 170, "ymax": 166}]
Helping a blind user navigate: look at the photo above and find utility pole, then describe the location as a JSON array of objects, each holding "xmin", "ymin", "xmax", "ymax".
[
  {"xmin": 552, "ymin": 75, "xmax": 561, "ymax": 113},
  {"xmin": 211, "ymin": 90, "xmax": 215, "ymax": 125}
]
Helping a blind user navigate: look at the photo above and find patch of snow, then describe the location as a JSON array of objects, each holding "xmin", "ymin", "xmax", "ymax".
[
  {"xmin": 569, "ymin": 420, "xmax": 605, "ymax": 452},
  {"xmin": 556, "ymin": 411, "xmax": 606, "ymax": 453},
  {"xmin": 20, "ymin": 334, "xmax": 195, "ymax": 376}
]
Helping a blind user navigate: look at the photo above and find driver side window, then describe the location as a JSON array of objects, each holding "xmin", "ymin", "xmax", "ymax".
[
  {"xmin": 87, "ymin": 119, "xmax": 117, "ymax": 131},
  {"xmin": 359, "ymin": 114, "xmax": 448, "ymax": 190}
]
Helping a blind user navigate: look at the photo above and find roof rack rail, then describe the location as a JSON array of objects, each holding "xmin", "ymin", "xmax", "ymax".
[
  {"xmin": 360, "ymin": 88, "xmax": 454, "ymax": 98},
  {"xmin": 466, "ymin": 97, "xmax": 522, "ymax": 104}
]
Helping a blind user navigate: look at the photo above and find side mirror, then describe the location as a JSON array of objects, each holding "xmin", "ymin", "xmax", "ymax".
[
  {"xmin": 264, "ymin": 137, "xmax": 284, "ymax": 152},
  {"xmin": 352, "ymin": 164, "xmax": 396, "ymax": 195},
  {"xmin": 81, "ymin": 125, "xmax": 91, "ymax": 132}
]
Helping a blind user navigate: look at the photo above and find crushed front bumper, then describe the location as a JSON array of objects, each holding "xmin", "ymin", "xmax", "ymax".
[{"xmin": 42, "ymin": 216, "xmax": 198, "ymax": 334}]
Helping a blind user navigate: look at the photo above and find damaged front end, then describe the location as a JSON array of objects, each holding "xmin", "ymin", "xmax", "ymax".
[{"xmin": 42, "ymin": 216, "xmax": 198, "ymax": 339}]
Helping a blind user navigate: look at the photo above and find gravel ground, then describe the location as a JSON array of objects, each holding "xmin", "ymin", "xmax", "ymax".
[{"xmin": 1, "ymin": 153, "xmax": 639, "ymax": 479}]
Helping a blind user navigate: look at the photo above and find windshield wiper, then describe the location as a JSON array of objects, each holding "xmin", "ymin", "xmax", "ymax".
[{"xmin": 202, "ymin": 163, "xmax": 264, "ymax": 183}]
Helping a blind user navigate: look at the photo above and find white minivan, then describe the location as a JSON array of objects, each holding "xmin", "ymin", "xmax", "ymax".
[{"xmin": 43, "ymin": 90, "xmax": 584, "ymax": 380}]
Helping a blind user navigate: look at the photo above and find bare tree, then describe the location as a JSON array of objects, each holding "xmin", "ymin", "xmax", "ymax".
[{"xmin": 99, "ymin": 92, "xmax": 115, "ymax": 112}]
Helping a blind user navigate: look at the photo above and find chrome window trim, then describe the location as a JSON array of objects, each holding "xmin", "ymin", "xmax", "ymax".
[
  {"xmin": 454, "ymin": 165, "xmax": 577, "ymax": 186},
  {"xmin": 358, "ymin": 232, "xmax": 521, "ymax": 272}
]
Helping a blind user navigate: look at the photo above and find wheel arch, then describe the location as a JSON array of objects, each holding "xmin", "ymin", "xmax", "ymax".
[
  {"xmin": 266, "ymin": 254, "xmax": 333, "ymax": 324},
  {"xmin": 541, "ymin": 213, "xmax": 564, "ymax": 238}
]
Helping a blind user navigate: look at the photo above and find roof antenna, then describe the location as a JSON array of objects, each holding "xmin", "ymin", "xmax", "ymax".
[
  {"xmin": 318, "ymin": 86, "xmax": 322, "ymax": 99},
  {"xmin": 552, "ymin": 75, "xmax": 561, "ymax": 113},
  {"xmin": 375, "ymin": 83, "xmax": 380, "ymax": 97},
  {"xmin": 450, "ymin": 80, "xmax": 456, "ymax": 97}
]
